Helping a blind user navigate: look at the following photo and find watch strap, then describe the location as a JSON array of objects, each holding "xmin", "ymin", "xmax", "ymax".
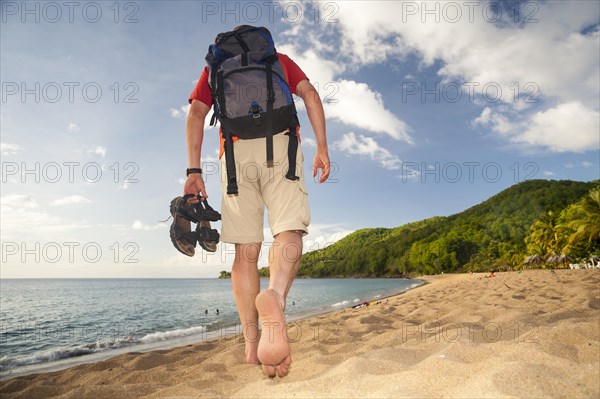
[{"xmin": 186, "ymin": 168, "xmax": 203, "ymax": 176}]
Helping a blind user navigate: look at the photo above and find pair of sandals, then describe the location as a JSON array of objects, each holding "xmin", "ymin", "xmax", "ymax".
[{"xmin": 169, "ymin": 194, "xmax": 221, "ymax": 256}]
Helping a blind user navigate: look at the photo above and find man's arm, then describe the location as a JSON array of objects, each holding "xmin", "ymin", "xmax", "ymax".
[
  {"xmin": 296, "ymin": 79, "xmax": 330, "ymax": 183},
  {"xmin": 184, "ymin": 99, "xmax": 210, "ymax": 200}
]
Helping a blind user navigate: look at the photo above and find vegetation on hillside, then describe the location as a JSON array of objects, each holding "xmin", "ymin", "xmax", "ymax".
[{"xmin": 296, "ymin": 180, "xmax": 599, "ymax": 277}]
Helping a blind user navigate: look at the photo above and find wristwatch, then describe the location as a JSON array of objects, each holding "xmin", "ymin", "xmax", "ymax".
[{"xmin": 186, "ymin": 168, "xmax": 203, "ymax": 176}]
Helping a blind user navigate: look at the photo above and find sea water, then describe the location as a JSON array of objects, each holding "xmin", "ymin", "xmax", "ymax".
[{"xmin": 0, "ymin": 278, "xmax": 422, "ymax": 378}]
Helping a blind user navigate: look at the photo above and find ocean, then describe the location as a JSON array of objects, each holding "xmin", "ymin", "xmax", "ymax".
[{"xmin": 0, "ymin": 278, "xmax": 422, "ymax": 378}]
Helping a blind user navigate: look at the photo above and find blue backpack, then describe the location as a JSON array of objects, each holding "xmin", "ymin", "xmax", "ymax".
[{"xmin": 205, "ymin": 26, "xmax": 300, "ymax": 195}]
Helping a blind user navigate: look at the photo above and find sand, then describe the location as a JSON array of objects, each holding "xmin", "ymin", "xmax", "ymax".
[{"xmin": 1, "ymin": 269, "xmax": 599, "ymax": 398}]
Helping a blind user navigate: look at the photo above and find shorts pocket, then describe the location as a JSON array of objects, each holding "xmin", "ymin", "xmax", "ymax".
[{"xmin": 296, "ymin": 180, "xmax": 311, "ymax": 228}]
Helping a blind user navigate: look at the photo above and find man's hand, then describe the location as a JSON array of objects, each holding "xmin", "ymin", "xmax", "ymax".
[
  {"xmin": 184, "ymin": 174, "xmax": 207, "ymax": 203},
  {"xmin": 312, "ymin": 148, "xmax": 330, "ymax": 184},
  {"xmin": 297, "ymin": 80, "xmax": 329, "ymax": 184}
]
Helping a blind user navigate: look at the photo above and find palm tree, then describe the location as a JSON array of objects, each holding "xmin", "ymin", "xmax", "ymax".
[
  {"xmin": 525, "ymin": 210, "xmax": 562, "ymax": 256},
  {"xmin": 568, "ymin": 188, "xmax": 600, "ymax": 245}
]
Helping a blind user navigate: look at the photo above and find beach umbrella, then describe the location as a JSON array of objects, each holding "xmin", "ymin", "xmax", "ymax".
[
  {"xmin": 545, "ymin": 254, "xmax": 560, "ymax": 265},
  {"xmin": 558, "ymin": 254, "xmax": 573, "ymax": 264},
  {"xmin": 524, "ymin": 254, "xmax": 543, "ymax": 265}
]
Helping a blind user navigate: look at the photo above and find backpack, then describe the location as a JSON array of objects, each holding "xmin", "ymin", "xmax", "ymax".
[{"xmin": 205, "ymin": 26, "xmax": 300, "ymax": 195}]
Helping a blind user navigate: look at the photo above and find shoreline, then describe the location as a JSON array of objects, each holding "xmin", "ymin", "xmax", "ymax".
[
  {"xmin": 1, "ymin": 270, "xmax": 598, "ymax": 398},
  {"xmin": 0, "ymin": 278, "xmax": 425, "ymax": 381}
]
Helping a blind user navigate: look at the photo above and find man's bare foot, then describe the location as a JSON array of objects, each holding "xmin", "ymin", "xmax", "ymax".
[
  {"xmin": 256, "ymin": 289, "xmax": 291, "ymax": 378},
  {"xmin": 245, "ymin": 342, "xmax": 260, "ymax": 365},
  {"xmin": 242, "ymin": 322, "xmax": 261, "ymax": 365}
]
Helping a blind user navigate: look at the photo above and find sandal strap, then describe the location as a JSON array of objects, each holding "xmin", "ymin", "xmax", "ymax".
[
  {"xmin": 175, "ymin": 195, "xmax": 222, "ymax": 223},
  {"xmin": 196, "ymin": 224, "xmax": 220, "ymax": 242},
  {"xmin": 171, "ymin": 223, "xmax": 197, "ymax": 244}
]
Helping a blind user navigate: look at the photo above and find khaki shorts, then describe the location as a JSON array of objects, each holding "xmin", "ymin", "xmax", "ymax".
[{"xmin": 219, "ymin": 133, "xmax": 310, "ymax": 244}]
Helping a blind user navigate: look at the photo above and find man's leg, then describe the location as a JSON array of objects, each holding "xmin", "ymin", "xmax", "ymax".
[
  {"xmin": 256, "ymin": 230, "xmax": 303, "ymax": 377},
  {"xmin": 231, "ymin": 242, "xmax": 261, "ymax": 365}
]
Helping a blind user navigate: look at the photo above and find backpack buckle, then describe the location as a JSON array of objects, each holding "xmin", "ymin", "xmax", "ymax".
[{"xmin": 249, "ymin": 103, "xmax": 263, "ymax": 124}]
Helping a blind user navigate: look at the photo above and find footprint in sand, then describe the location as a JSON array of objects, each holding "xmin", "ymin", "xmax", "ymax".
[{"xmin": 588, "ymin": 298, "xmax": 600, "ymax": 309}]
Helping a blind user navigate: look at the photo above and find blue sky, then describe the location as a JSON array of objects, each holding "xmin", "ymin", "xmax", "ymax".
[{"xmin": 1, "ymin": 1, "xmax": 599, "ymax": 278}]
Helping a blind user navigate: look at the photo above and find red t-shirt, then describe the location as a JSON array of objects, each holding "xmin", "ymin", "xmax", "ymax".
[{"xmin": 188, "ymin": 53, "xmax": 308, "ymax": 106}]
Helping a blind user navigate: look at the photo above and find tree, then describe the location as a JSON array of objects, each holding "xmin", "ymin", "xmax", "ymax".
[
  {"xmin": 567, "ymin": 189, "xmax": 600, "ymax": 246},
  {"xmin": 525, "ymin": 211, "xmax": 562, "ymax": 256},
  {"xmin": 218, "ymin": 270, "xmax": 231, "ymax": 279}
]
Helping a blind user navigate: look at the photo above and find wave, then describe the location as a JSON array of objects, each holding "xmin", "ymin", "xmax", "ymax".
[
  {"xmin": 331, "ymin": 300, "xmax": 351, "ymax": 307},
  {"xmin": 0, "ymin": 336, "xmax": 136, "ymax": 371},
  {"xmin": 139, "ymin": 325, "xmax": 206, "ymax": 343},
  {"xmin": 0, "ymin": 325, "xmax": 208, "ymax": 372}
]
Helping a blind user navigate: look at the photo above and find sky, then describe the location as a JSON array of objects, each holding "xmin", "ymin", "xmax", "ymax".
[{"xmin": 1, "ymin": 0, "xmax": 599, "ymax": 278}]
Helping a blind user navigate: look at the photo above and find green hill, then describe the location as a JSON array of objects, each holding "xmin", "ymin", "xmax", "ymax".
[{"xmin": 298, "ymin": 180, "xmax": 598, "ymax": 277}]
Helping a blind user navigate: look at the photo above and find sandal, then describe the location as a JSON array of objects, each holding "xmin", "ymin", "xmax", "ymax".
[
  {"xmin": 168, "ymin": 195, "xmax": 221, "ymax": 256},
  {"xmin": 196, "ymin": 220, "xmax": 219, "ymax": 252},
  {"xmin": 169, "ymin": 196, "xmax": 197, "ymax": 257}
]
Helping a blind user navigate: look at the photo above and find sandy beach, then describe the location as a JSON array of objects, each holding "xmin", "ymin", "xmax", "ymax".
[{"xmin": 1, "ymin": 269, "xmax": 599, "ymax": 398}]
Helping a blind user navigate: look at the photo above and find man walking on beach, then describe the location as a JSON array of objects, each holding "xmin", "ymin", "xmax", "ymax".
[{"xmin": 183, "ymin": 26, "xmax": 330, "ymax": 377}]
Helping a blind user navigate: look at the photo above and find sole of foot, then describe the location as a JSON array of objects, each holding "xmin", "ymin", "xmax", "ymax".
[{"xmin": 256, "ymin": 289, "xmax": 291, "ymax": 378}]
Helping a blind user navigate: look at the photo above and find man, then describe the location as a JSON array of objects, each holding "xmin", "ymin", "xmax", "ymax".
[{"xmin": 184, "ymin": 27, "xmax": 330, "ymax": 378}]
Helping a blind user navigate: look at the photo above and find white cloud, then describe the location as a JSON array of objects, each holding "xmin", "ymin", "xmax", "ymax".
[
  {"xmin": 327, "ymin": 80, "xmax": 412, "ymax": 142},
  {"xmin": 1, "ymin": 194, "xmax": 89, "ymax": 239},
  {"xmin": 473, "ymin": 107, "xmax": 492, "ymax": 125},
  {"xmin": 52, "ymin": 195, "xmax": 92, "ymax": 206},
  {"xmin": 87, "ymin": 145, "xmax": 107, "ymax": 158},
  {"xmin": 514, "ymin": 102, "xmax": 599, "ymax": 153},
  {"xmin": 332, "ymin": 1, "xmax": 598, "ymax": 103},
  {"xmin": 277, "ymin": 45, "xmax": 344, "ymax": 85},
  {"xmin": 170, "ymin": 103, "xmax": 217, "ymax": 131},
  {"xmin": 169, "ymin": 104, "xmax": 190, "ymax": 118},
  {"xmin": 1, "ymin": 194, "xmax": 39, "ymax": 209},
  {"xmin": 472, "ymin": 107, "xmax": 515, "ymax": 135},
  {"xmin": 287, "ymin": 1, "xmax": 599, "ymax": 154},
  {"xmin": 277, "ymin": 44, "xmax": 412, "ymax": 143},
  {"xmin": 334, "ymin": 132, "xmax": 401, "ymax": 170},
  {"xmin": 67, "ymin": 123, "xmax": 80, "ymax": 132},
  {"xmin": 398, "ymin": 168, "xmax": 421, "ymax": 182},
  {"xmin": 582, "ymin": 161, "xmax": 593, "ymax": 168},
  {"xmin": 132, "ymin": 220, "xmax": 165, "ymax": 231},
  {"xmin": 473, "ymin": 102, "xmax": 600, "ymax": 153},
  {"xmin": 1, "ymin": 142, "xmax": 21, "ymax": 155},
  {"xmin": 303, "ymin": 137, "xmax": 317, "ymax": 148},
  {"xmin": 543, "ymin": 171, "xmax": 556, "ymax": 176}
]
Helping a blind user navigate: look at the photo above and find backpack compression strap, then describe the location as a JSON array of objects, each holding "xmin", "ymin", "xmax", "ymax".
[
  {"xmin": 265, "ymin": 62, "xmax": 275, "ymax": 167},
  {"xmin": 211, "ymin": 65, "xmax": 239, "ymax": 195},
  {"xmin": 285, "ymin": 130, "xmax": 300, "ymax": 181},
  {"xmin": 223, "ymin": 130, "xmax": 238, "ymax": 195}
]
